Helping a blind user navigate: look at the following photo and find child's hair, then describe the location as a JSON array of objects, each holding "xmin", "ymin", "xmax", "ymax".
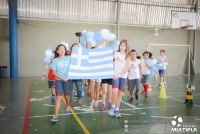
[
  {"xmin": 149, "ymin": 52, "xmax": 152, "ymax": 58},
  {"xmin": 117, "ymin": 39, "xmax": 131, "ymax": 59},
  {"xmin": 142, "ymin": 51, "xmax": 149, "ymax": 56},
  {"xmin": 70, "ymin": 43, "xmax": 80, "ymax": 51},
  {"xmin": 160, "ymin": 49, "xmax": 165, "ymax": 53},
  {"xmin": 131, "ymin": 49, "xmax": 136, "ymax": 53},
  {"xmin": 55, "ymin": 44, "xmax": 68, "ymax": 58}
]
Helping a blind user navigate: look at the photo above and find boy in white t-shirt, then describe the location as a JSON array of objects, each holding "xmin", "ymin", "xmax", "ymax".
[
  {"xmin": 157, "ymin": 49, "xmax": 168, "ymax": 85},
  {"xmin": 128, "ymin": 49, "xmax": 141, "ymax": 102},
  {"xmin": 140, "ymin": 51, "xmax": 151, "ymax": 97}
]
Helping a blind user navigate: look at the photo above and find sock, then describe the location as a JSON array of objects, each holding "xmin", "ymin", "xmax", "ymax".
[
  {"xmin": 115, "ymin": 107, "xmax": 119, "ymax": 111},
  {"xmin": 112, "ymin": 104, "xmax": 115, "ymax": 108}
]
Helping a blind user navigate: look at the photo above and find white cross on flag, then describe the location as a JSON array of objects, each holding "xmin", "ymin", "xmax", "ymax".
[{"xmin": 68, "ymin": 46, "xmax": 114, "ymax": 79}]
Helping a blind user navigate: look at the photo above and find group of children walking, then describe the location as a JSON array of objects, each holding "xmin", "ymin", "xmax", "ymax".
[{"xmin": 45, "ymin": 40, "xmax": 168, "ymax": 122}]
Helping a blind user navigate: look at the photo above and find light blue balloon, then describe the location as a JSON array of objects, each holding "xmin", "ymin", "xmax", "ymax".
[
  {"xmin": 90, "ymin": 40, "xmax": 96, "ymax": 47},
  {"xmin": 94, "ymin": 32, "xmax": 103, "ymax": 44},
  {"xmin": 82, "ymin": 32, "xmax": 89, "ymax": 38},
  {"xmin": 47, "ymin": 47, "xmax": 53, "ymax": 51},
  {"xmin": 51, "ymin": 53, "xmax": 55, "ymax": 58},
  {"xmin": 43, "ymin": 56, "xmax": 50, "ymax": 64},
  {"xmin": 81, "ymin": 38, "xmax": 87, "ymax": 47}
]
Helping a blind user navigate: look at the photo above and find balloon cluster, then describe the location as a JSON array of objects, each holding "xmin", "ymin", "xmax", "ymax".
[
  {"xmin": 43, "ymin": 47, "xmax": 54, "ymax": 65},
  {"xmin": 80, "ymin": 29, "xmax": 120, "ymax": 51}
]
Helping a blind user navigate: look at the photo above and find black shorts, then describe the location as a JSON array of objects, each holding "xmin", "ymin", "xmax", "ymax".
[
  {"xmin": 101, "ymin": 79, "xmax": 112, "ymax": 85},
  {"xmin": 48, "ymin": 80, "xmax": 55, "ymax": 88}
]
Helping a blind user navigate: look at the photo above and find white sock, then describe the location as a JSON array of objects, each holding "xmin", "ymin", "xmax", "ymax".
[
  {"xmin": 115, "ymin": 107, "xmax": 119, "ymax": 111},
  {"xmin": 112, "ymin": 104, "xmax": 115, "ymax": 108}
]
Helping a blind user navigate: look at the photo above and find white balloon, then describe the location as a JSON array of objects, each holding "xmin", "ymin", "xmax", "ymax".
[
  {"xmin": 105, "ymin": 33, "xmax": 116, "ymax": 41},
  {"xmin": 100, "ymin": 29, "xmax": 110, "ymax": 39},
  {"xmin": 44, "ymin": 50, "xmax": 53, "ymax": 57}
]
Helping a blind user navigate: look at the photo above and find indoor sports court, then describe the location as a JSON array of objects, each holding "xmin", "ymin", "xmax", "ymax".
[{"xmin": 0, "ymin": 0, "xmax": 200, "ymax": 134}]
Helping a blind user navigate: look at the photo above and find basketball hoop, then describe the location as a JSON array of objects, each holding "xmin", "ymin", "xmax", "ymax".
[{"xmin": 180, "ymin": 25, "xmax": 193, "ymax": 29}]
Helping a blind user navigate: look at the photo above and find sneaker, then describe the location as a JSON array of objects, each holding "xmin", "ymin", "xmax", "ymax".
[
  {"xmin": 108, "ymin": 102, "xmax": 111, "ymax": 110},
  {"xmin": 108, "ymin": 107, "xmax": 115, "ymax": 116},
  {"xmin": 94, "ymin": 101, "xmax": 98, "ymax": 108},
  {"xmin": 90, "ymin": 101, "xmax": 95, "ymax": 107},
  {"xmin": 135, "ymin": 95, "xmax": 138, "ymax": 100},
  {"xmin": 115, "ymin": 111, "xmax": 121, "ymax": 118},
  {"xmin": 129, "ymin": 97, "xmax": 133, "ymax": 102},
  {"xmin": 101, "ymin": 103, "xmax": 105, "ymax": 111},
  {"xmin": 65, "ymin": 107, "xmax": 71, "ymax": 114},
  {"xmin": 51, "ymin": 115, "xmax": 58, "ymax": 122}
]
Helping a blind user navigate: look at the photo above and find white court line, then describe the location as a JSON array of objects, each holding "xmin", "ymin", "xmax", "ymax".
[
  {"xmin": 120, "ymin": 113, "xmax": 132, "ymax": 116},
  {"xmin": 121, "ymin": 101, "xmax": 139, "ymax": 109},
  {"xmin": 170, "ymin": 98, "xmax": 200, "ymax": 108},
  {"xmin": 43, "ymin": 104, "xmax": 55, "ymax": 107},
  {"xmin": 24, "ymin": 105, "xmax": 177, "ymax": 119},
  {"xmin": 151, "ymin": 116, "xmax": 172, "ymax": 119},
  {"xmin": 32, "ymin": 90, "xmax": 44, "ymax": 93}
]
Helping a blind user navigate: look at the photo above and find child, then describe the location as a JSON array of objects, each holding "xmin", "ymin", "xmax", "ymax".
[
  {"xmin": 89, "ymin": 79, "xmax": 101, "ymax": 108},
  {"xmin": 101, "ymin": 79, "xmax": 112, "ymax": 111},
  {"xmin": 140, "ymin": 51, "xmax": 151, "ymax": 97},
  {"xmin": 108, "ymin": 39, "xmax": 131, "ymax": 118},
  {"xmin": 157, "ymin": 49, "xmax": 168, "ymax": 85},
  {"xmin": 51, "ymin": 43, "xmax": 71, "ymax": 122},
  {"xmin": 149, "ymin": 52, "xmax": 158, "ymax": 84},
  {"xmin": 148, "ymin": 52, "xmax": 158, "ymax": 91},
  {"xmin": 48, "ymin": 58, "xmax": 56, "ymax": 103},
  {"xmin": 69, "ymin": 43, "xmax": 83, "ymax": 105},
  {"xmin": 42, "ymin": 56, "xmax": 56, "ymax": 103},
  {"xmin": 128, "ymin": 49, "xmax": 141, "ymax": 102}
]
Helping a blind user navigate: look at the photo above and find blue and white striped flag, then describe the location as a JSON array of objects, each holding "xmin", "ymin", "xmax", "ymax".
[{"xmin": 68, "ymin": 46, "xmax": 114, "ymax": 79}]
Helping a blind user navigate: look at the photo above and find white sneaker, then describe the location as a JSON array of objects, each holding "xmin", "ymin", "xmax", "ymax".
[{"xmin": 108, "ymin": 107, "xmax": 115, "ymax": 116}]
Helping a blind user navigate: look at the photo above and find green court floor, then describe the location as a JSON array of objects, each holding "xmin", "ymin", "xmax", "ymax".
[{"xmin": 28, "ymin": 75, "xmax": 200, "ymax": 134}]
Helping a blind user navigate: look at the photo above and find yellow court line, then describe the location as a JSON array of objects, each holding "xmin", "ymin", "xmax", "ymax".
[{"xmin": 62, "ymin": 96, "xmax": 90, "ymax": 134}]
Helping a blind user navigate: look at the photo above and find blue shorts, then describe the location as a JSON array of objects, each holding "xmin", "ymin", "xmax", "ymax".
[
  {"xmin": 112, "ymin": 78, "xmax": 127, "ymax": 91},
  {"xmin": 159, "ymin": 70, "xmax": 165, "ymax": 77},
  {"xmin": 128, "ymin": 79, "xmax": 140, "ymax": 93},
  {"xmin": 141, "ymin": 75, "xmax": 149, "ymax": 84},
  {"xmin": 55, "ymin": 80, "xmax": 71, "ymax": 96},
  {"xmin": 101, "ymin": 79, "xmax": 112, "ymax": 85},
  {"xmin": 48, "ymin": 80, "xmax": 55, "ymax": 88}
]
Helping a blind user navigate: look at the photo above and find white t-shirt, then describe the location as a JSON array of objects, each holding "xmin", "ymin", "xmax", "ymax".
[
  {"xmin": 114, "ymin": 52, "xmax": 128, "ymax": 78},
  {"xmin": 157, "ymin": 56, "xmax": 168, "ymax": 70},
  {"xmin": 140, "ymin": 59, "xmax": 150, "ymax": 75},
  {"xmin": 128, "ymin": 59, "xmax": 141, "ymax": 80}
]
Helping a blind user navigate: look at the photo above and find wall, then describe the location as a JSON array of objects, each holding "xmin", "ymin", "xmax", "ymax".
[
  {"xmin": 194, "ymin": 31, "xmax": 200, "ymax": 74},
  {"xmin": 0, "ymin": 18, "xmax": 195, "ymax": 77}
]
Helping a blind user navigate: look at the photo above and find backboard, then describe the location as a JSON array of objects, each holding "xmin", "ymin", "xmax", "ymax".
[{"xmin": 171, "ymin": 11, "xmax": 197, "ymax": 30}]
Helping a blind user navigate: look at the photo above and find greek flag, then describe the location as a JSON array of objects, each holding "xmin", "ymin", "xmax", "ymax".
[{"xmin": 68, "ymin": 46, "xmax": 114, "ymax": 79}]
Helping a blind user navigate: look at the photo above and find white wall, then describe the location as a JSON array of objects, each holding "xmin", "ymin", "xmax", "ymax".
[
  {"xmin": 194, "ymin": 31, "xmax": 200, "ymax": 73},
  {"xmin": 1, "ymin": 18, "xmax": 196, "ymax": 77}
]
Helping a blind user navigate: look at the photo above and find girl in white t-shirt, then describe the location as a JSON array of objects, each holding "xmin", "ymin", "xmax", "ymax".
[
  {"xmin": 128, "ymin": 49, "xmax": 141, "ymax": 102},
  {"xmin": 108, "ymin": 39, "xmax": 131, "ymax": 118},
  {"xmin": 140, "ymin": 51, "xmax": 151, "ymax": 97}
]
